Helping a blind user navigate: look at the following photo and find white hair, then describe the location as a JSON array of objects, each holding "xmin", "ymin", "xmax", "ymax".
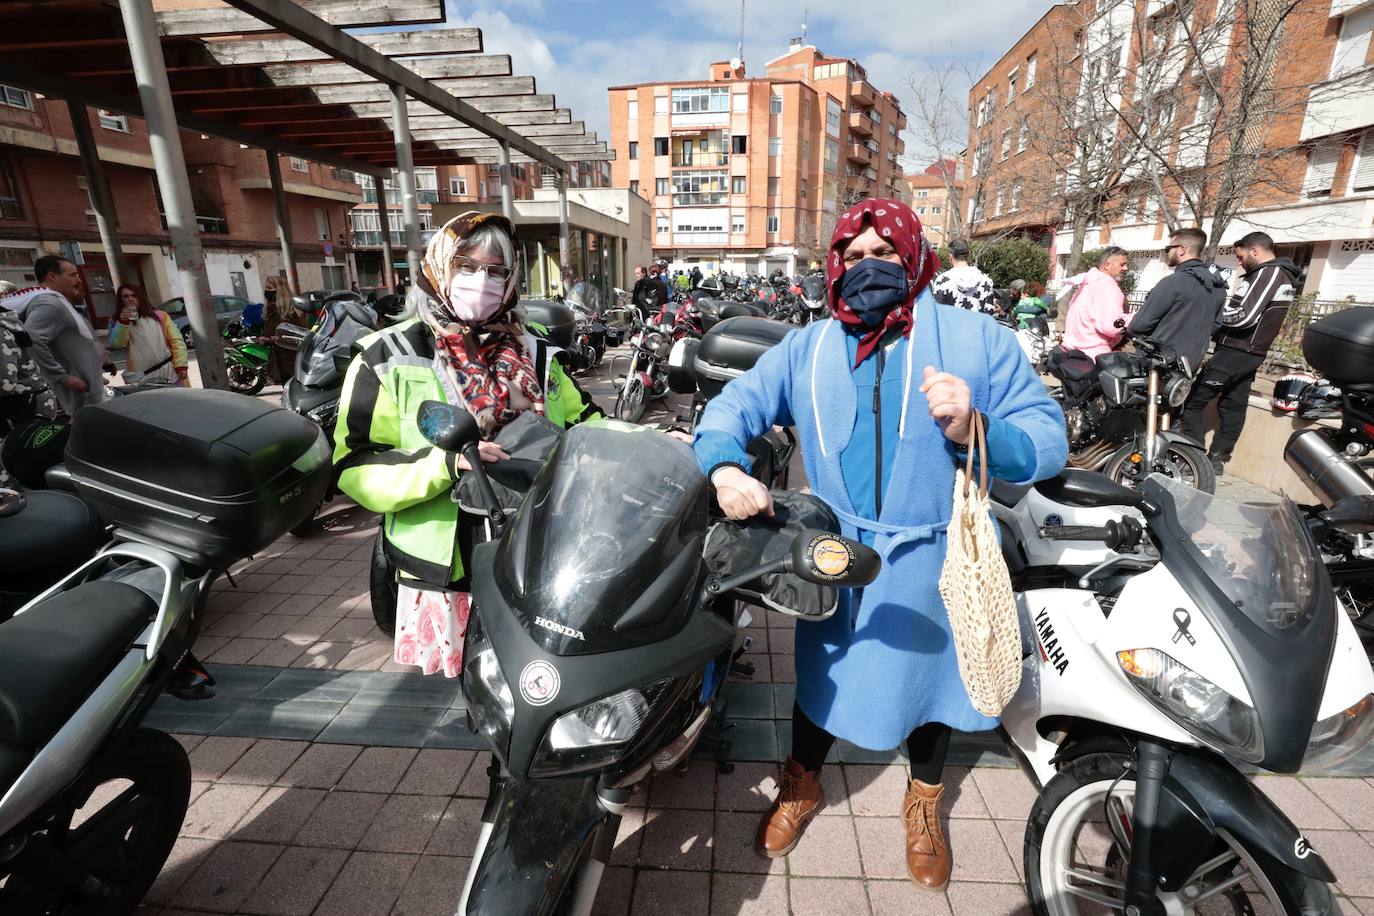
[{"xmin": 457, "ymin": 221, "xmax": 515, "ymax": 268}]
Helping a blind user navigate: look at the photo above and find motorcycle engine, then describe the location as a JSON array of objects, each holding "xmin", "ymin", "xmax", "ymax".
[{"xmin": 1063, "ymin": 404, "xmax": 1093, "ymax": 448}]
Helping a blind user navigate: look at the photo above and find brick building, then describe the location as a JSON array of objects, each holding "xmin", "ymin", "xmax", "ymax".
[
  {"xmin": 0, "ymin": 85, "xmax": 362, "ymax": 327},
  {"xmin": 903, "ymin": 171, "xmax": 962, "ymax": 247},
  {"xmin": 608, "ymin": 41, "xmax": 907, "ymax": 277}
]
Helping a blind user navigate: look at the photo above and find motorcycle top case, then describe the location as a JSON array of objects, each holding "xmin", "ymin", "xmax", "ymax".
[
  {"xmin": 64, "ymin": 389, "xmax": 331, "ymax": 566},
  {"xmin": 1303, "ymin": 308, "xmax": 1374, "ymax": 386},
  {"xmin": 521, "ymin": 300, "xmax": 576, "ymax": 350},
  {"xmin": 694, "ymin": 315, "xmax": 792, "ymax": 399}
]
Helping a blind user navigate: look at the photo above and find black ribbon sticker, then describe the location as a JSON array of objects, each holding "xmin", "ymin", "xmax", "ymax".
[{"xmin": 1172, "ymin": 608, "xmax": 1196, "ymax": 646}]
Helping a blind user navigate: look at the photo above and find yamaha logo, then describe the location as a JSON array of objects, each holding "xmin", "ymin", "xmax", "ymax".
[{"xmin": 534, "ymin": 616, "xmax": 586, "ymax": 641}]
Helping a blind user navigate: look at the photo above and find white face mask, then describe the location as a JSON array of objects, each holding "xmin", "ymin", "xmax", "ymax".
[{"xmin": 446, "ymin": 270, "xmax": 506, "ymax": 323}]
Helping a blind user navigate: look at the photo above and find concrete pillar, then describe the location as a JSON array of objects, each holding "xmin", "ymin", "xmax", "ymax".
[
  {"xmin": 118, "ymin": 0, "xmax": 225, "ymax": 388},
  {"xmin": 534, "ymin": 239, "xmax": 546, "ymax": 296},
  {"xmin": 265, "ymin": 151, "xmax": 299, "ymax": 295},
  {"xmin": 388, "ymin": 84, "xmax": 424, "ymax": 284},
  {"xmin": 66, "ymin": 99, "xmax": 130, "ymax": 289},
  {"xmin": 375, "ymin": 174, "xmax": 395, "ymax": 291},
  {"xmin": 557, "ymin": 171, "xmax": 570, "ymax": 272},
  {"xmin": 498, "ymin": 141, "xmax": 515, "ymax": 224}
]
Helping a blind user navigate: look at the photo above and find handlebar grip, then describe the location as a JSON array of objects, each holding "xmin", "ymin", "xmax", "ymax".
[{"xmin": 1038, "ymin": 525, "xmax": 1114, "ymax": 541}]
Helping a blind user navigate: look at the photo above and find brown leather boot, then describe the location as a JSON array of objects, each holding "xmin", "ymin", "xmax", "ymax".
[
  {"xmin": 903, "ymin": 778, "xmax": 951, "ymax": 889},
  {"xmin": 755, "ymin": 758, "xmax": 825, "ymax": 858}
]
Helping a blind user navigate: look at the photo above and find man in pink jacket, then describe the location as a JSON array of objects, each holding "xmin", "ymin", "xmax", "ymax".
[{"xmin": 1058, "ymin": 247, "xmax": 1130, "ymax": 359}]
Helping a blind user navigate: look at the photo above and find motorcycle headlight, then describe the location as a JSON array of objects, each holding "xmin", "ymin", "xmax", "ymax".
[
  {"xmin": 645, "ymin": 331, "xmax": 669, "ymax": 358},
  {"xmin": 1165, "ymin": 375, "xmax": 1192, "ymax": 409},
  {"xmin": 1118, "ymin": 649, "xmax": 1264, "ymax": 762},
  {"xmin": 529, "ymin": 678, "xmax": 672, "ymax": 777},
  {"xmin": 462, "ymin": 612, "xmax": 514, "ymax": 763},
  {"xmin": 1304, "ymin": 693, "xmax": 1374, "ymax": 771}
]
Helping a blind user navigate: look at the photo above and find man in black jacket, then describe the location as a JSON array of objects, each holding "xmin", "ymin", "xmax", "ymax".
[
  {"xmin": 1179, "ymin": 231, "xmax": 1302, "ymax": 474},
  {"xmin": 1128, "ymin": 227, "xmax": 1228, "ymax": 372}
]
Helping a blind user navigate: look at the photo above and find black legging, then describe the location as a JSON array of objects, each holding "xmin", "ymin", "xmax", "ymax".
[{"xmin": 791, "ymin": 701, "xmax": 952, "ymax": 784}]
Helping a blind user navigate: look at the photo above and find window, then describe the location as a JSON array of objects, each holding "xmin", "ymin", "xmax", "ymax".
[
  {"xmin": 732, "ymin": 92, "xmax": 748, "ymax": 113},
  {"xmin": 813, "ymin": 62, "xmax": 849, "ymax": 80},
  {"xmin": 656, "ymin": 214, "xmax": 669, "ymax": 234},
  {"xmin": 670, "ymin": 169, "xmax": 729, "ymax": 205},
  {"xmin": 655, "ymin": 177, "xmax": 669, "ymax": 196},
  {"xmin": 1011, "ymin": 179, "xmax": 1023, "ymax": 211},
  {"xmin": 976, "ymin": 99, "xmax": 986, "ymax": 127},
  {"xmin": 931, "ymin": 206, "xmax": 942, "ymax": 215},
  {"xmin": 0, "ymin": 85, "xmax": 33, "ymax": 110},
  {"xmin": 732, "ymin": 214, "xmax": 745, "ymax": 233},
  {"xmin": 1304, "ymin": 141, "xmax": 1341, "ymax": 198},
  {"xmin": 802, "ymin": 139, "xmax": 810, "ymax": 162},
  {"xmin": 1352, "ymin": 132, "xmax": 1374, "ymax": 193},
  {"xmin": 671, "ymin": 87, "xmax": 729, "ymax": 113},
  {"xmin": 916, "ymin": 189, "xmax": 929, "ymax": 198},
  {"xmin": 767, "ymin": 214, "xmax": 780, "ymax": 232},
  {"xmin": 1332, "ymin": 7, "xmax": 1374, "ymax": 78},
  {"xmin": 314, "ymin": 208, "xmax": 331, "ymax": 241},
  {"xmin": 449, "ymin": 176, "xmax": 468, "ymax": 196},
  {"xmin": 826, "ymin": 99, "xmax": 842, "ymax": 136},
  {"xmin": 731, "ymin": 135, "xmax": 747, "ymax": 154},
  {"xmin": 1195, "ymin": 82, "xmax": 1219, "ymax": 122},
  {"xmin": 289, "ymin": 156, "xmax": 309, "ymax": 173},
  {"xmin": 1018, "ymin": 118, "xmax": 1029, "ymax": 153},
  {"xmin": 800, "ymin": 178, "xmax": 808, "ymax": 199},
  {"xmin": 1026, "ymin": 53, "xmax": 1037, "ymax": 89},
  {"xmin": 989, "ymin": 87, "xmax": 998, "ymax": 111},
  {"xmin": 0, "ymin": 154, "xmax": 22, "ymax": 219},
  {"xmin": 415, "ymin": 168, "xmax": 438, "ymax": 203},
  {"xmin": 654, "ymin": 137, "xmax": 669, "ymax": 156},
  {"xmin": 767, "ymin": 177, "xmax": 780, "ymax": 197},
  {"xmin": 768, "ymin": 138, "xmax": 781, "ymax": 157},
  {"xmin": 769, "ymin": 94, "xmax": 783, "ymax": 115},
  {"xmin": 1007, "ymin": 70, "xmax": 1018, "ymax": 101},
  {"xmin": 994, "ymin": 186, "xmax": 1005, "ymax": 217},
  {"xmin": 97, "ymin": 110, "xmax": 129, "ymax": 132},
  {"xmin": 654, "ymin": 95, "xmax": 668, "ymax": 115},
  {"xmin": 629, "ymin": 180, "xmax": 639, "ymax": 194},
  {"xmin": 917, "ymin": 206, "xmax": 927, "ymax": 215},
  {"xmin": 628, "ymin": 99, "xmax": 638, "ymax": 120},
  {"xmin": 628, "ymin": 141, "xmax": 638, "ymax": 160},
  {"xmin": 1001, "ymin": 129, "xmax": 1012, "ymax": 159},
  {"xmin": 824, "ymin": 139, "xmax": 839, "ymax": 170},
  {"xmin": 731, "ymin": 175, "xmax": 746, "ymax": 194}
]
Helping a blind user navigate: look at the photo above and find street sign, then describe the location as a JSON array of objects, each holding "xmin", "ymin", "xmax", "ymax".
[
  {"xmin": 323, "ymin": 241, "xmax": 335, "ymax": 257},
  {"xmin": 60, "ymin": 240, "xmax": 84, "ymax": 265}
]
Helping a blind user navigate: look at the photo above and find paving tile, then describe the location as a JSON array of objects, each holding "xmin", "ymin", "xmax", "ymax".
[
  {"xmin": 773, "ymin": 683, "xmax": 796, "ymax": 717},
  {"xmin": 336, "ymin": 746, "xmax": 419, "ymax": 793},
  {"xmin": 228, "ymin": 785, "xmax": 327, "ymax": 844},
  {"xmin": 274, "ymin": 592, "xmax": 330, "ymax": 615},
  {"xmin": 425, "ymin": 707, "xmax": 486, "ymax": 749},
  {"xmin": 630, "ymin": 869, "xmax": 710, "ymax": 916},
  {"xmin": 637, "ymin": 806, "xmax": 714, "ymax": 870},
  {"xmin": 726, "ymin": 719, "xmax": 778, "ymax": 762},
  {"xmin": 784, "ymin": 812, "xmax": 863, "ymax": 877},
  {"xmin": 239, "ymin": 845, "xmax": 350, "ymax": 916},
  {"xmin": 715, "ymin": 763, "xmax": 780, "ymax": 813},
  {"xmin": 608, "ymin": 805, "xmax": 647, "ymax": 867},
  {"xmin": 293, "ymin": 790, "xmax": 389, "ymax": 850},
  {"xmin": 239, "ymin": 613, "xmax": 305, "ymax": 640},
  {"xmin": 709, "ymin": 871, "xmax": 789, "ymax": 915},
  {"xmin": 334, "ymin": 640, "xmax": 394, "ymax": 671},
  {"xmin": 206, "ymin": 637, "xmax": 276, "ymax": 665},
  {"xmin": 278, "ymin": 742, "xmax": 362, "ymax": 788},
  {"xmin": 1348, "ymin": 898, "xmax": 1374, "ymax": 916},
  {"xmin": 770, "ymin": 653, "xmax": 796, "ymax": 683},
  {"xmin": 948, "ymin": 817, "xmax": 1019, "ymax": 883},
  {"xmin": 186, "ymin": 735, "xmax": 253, "ymax": 781},
  {"xmin": 457, "ymin": 755, "xmax": 494, "ymax": 797},
  {"xmin": 200, "ymin": 663, "xmax": 280, "ymax": 696},
  {"xmin": 594, "ymin": 864, "xmax": 635, "ymax": 916},
  {"xmin": 172, "ymin": 733, "xmax": 206, "ymax": 755},
  {"xmin": 711, "ymin": 810, "xmax": 783, "ymax": 875},
  {"xmin": 845, "ymin": 764, "xmax": 913, "ymax": 818},
  {"xmin": 648, "ymin": 762, "xmax": 718, "ymax": 810},
  {"xmin": 947, "ymin": 880, "xmax": 1032, "ymax": 915},
  {"xmin": 971, "ymin": 767, "xmax": 1038, "ymax": 821},
  {"xmin": 1254, "ymin": 775, "xmax": 1347, "ymax": 829},
  {"xmin": 351, "ymin": 671, "xmax": 465, "ymax": 708},
  {"xmin": 854, "ymin": 815, "xmax": 908, "ymax": 879},
  {"xmin": 308, "ymin": 596, "xmax": 359, "ymax": 619},
  {"xmin": 264, "ymin": 574, "xmax": 316, "ymax": 595},
  {"xmin": 391, "ymin": 854, "xmax": 471, "ymax": 916},
  {"xmin": 994, "ymin": 819, "xmax": 1028, "ymax": 882},
  {"xmin": 358, "ymin": 793, "xmax": 448, "ymax": 853},
  {"xmin": 314, "ymin": 850, "xmax": 416, "ymax": 916},
  {"xmin": 291, "ymin": 640, "xmax": 355, "ymax": 669},
  {"xmin": 143, "ymin": 836, "xmax": 215, "ymax": 906},
  {"xmin": 211, "ymin": 698, "xmax": 342, "ymax": 741},
  {"xmin": 218, "ymin": 739, "xmax": 307, "ymax": 785},
  {"xmin": 789, "ymin": 877, "xmax": 870, "ymax": 915},
  {"xmin": 868, "ymin": 879, "xmax": 954, "ymax": 915},
  {"xmin": 256, "ymin": 669, "xmax": 370, "ymax": 704},
  {"xmin": 724, "ymin": 681, "xmax": 774, "ymax": 719},
  {"xmin": 236, "ymin": 591, "xmax": 290, "ymax": 613},
  {"xmin": 173, "ymin": 840, "xmax": 283, "ymax": 913},
  {"xmin": 396, "ymin": 747, "xmax": 477, "ymax": 796},
  {"xmin": 247, "ymin": 639, "xmax": 308, "ymax": 667},
  {"xmin": 1304, "ymin": 777, "xmax": 1374, "ymax": 830},
  {"xmin": 426, "ymin": 796, "xmax": 486, "ymax": 857},
  {"xmin": 324, "ymin": 616, "xmax": 380, "ymax": 642},
  {"xmin": 180, "ymin": 783, "xmax": 266, "ymax": 839},
  {"xmin": 146, "ymin": 704, "xmax": 234, "ymax": 738}
]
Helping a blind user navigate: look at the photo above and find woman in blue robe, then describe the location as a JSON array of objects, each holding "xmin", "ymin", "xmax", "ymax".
[{"xmin": 693, "ymin": 200, "xmax": 1067, "ymax": 889}]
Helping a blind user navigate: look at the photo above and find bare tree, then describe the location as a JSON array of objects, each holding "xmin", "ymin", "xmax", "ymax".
[{"xmin": 905, "ymin": 60, "xmax": 982, "ymax": 241}]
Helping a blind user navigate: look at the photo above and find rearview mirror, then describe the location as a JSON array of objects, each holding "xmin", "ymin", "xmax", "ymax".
[
  {"xmin": 333, "ymin": 350, "xmax": 354, "ymax": 374},
  {"xmin": 417, "ymin": 400, "xmax": 480, "ymax": 454},
  {"xmin": 785, "ymin": 529, "xmax": 881, "ymax": 588}
]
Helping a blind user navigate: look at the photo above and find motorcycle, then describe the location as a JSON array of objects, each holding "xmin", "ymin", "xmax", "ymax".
[
  {"xmin": 612, "ymin": 305, "xmax": 687, "ymax": 423},
  {"xmin": 1049, "ymin": 334, "xmax": 1215, "ymax": 493},
  {"xmin": 409, "ymin": 400, "xmax": 879, "ymax": 916},
  {"xmin": 0, "ymin": 389, "xmax": 329, "ymax": 913},
  {"xmin": 223, "ymin": 324, "xmax": 272, "ymax": 396},
  {"xmin": 990, "ymin": 466, "xmax": 1374, "ymax": 915}
]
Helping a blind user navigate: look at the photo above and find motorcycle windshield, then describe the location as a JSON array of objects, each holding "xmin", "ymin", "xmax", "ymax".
[
  {"xmin": 297, "ymin": 305, "xmax": 374, "ymax": 386},
  {"xmin": 800, "ymin": 276, "xmax": 826, "ymax": 302},
  {"xmin": 493, "ymin": 423, "xmax": 709, "ymax": 655}
]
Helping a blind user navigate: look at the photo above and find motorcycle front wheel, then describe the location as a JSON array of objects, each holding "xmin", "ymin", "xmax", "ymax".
[
  {"xmin": 226, "ymin": 361, "xmax": 267, "ymax": 396},
  {"xmin": 1102, "ymin": 440, "xmax": 1217, "ymax": 494},
  {"xmin": 615, "ymin": 375, "xmax": 649, "ymax": 424},
  {"xmin": 1025, "ymin": 752, "xmax": 1338, "ymax": 916}
]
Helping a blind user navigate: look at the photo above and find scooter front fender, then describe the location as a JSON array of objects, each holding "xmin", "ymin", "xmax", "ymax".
[
  {"xmin": 462, "ymin": 774, "xmax": 612, "ymax": 916},
  {"xmin": 1159, "ymin": 430, "xmax": 1206, "ymax": 451}
]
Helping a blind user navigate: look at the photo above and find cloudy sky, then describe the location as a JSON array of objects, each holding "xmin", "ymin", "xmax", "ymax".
[{"xmin": 432, "ymin": 0, "xmax": 1053, "ymax": 168}]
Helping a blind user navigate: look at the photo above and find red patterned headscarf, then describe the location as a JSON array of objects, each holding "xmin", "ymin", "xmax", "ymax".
[{"xmin": 826, "ymin": 197, "xmax": 941, "ymax": 367}]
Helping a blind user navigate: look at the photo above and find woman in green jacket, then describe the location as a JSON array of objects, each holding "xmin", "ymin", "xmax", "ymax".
[{"xmin": 334, "ymin": 212, "xmax": 601, "ymax": 677}]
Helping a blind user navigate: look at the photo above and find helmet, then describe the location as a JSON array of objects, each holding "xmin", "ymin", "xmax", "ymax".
[
  {"xmin": 1297, "ymin": 381, "xmax": 1344, "ymax": 421},
  {"xmin": 1271, "ymin": 372, "xmax": 1317, "ymax": 412}
]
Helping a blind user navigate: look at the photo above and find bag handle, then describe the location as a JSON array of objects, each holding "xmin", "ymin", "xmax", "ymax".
[{"xmin": 961, "ymin": 408, "xmax": 988, "ymax": 499}]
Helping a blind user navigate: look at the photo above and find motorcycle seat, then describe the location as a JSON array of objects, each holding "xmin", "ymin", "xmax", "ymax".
[
  {"xmin": 0, "ymin": 581, "xmax": 154, "ymax": 749},
  {"xmin": 1055, "ymin": 354, "xmax": 1098, "ymax": 382},
  {"xmin": 989, "ymin": 479, "xmax": 1030, "ymax": 507},
  {"xmin": 0, "ymin": 491, "xmax": 106, "ymax": 596}
]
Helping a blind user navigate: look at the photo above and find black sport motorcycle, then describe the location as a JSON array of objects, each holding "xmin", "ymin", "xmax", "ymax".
[
  {"xmin": 410, "ymin": 401, "xmax": 878, "ymax": 916},
  {"xmin": 1049, "ymin": 333, "xmax": 1215, "ymax": 493}
]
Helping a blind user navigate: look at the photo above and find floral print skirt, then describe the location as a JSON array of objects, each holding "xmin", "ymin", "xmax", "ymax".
[{"xmin": 394, "ymin": 585, "xmax": 470, "ymax": 678}]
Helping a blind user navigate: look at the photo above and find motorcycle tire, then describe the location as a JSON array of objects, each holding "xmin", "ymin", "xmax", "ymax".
[
  {"xmin": 615, "ymin": 375, "xmax": 649, "ymax": 424},
  {"xmin": 226, "ymin": 361, "xmax": 267, "ymax": 396},
  {"xmin": 1102, "ymin": 440, "xmax": 1216, "ymax": 494},
  {"xmin": 370, "ymin": 529, "xmax": 398, "ymax": 637},
  {"xmin": 1025, "ymin": 752, "xmax": 1340, "ymax": 916},
  {"xmin": 0, "ymin": 727, "xmax": 190, "ymax": 915}
]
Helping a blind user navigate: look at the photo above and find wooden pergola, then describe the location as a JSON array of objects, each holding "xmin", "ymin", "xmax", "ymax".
[{"xmin": 0, "ymin": 0, "xmax": 612, "ymax": 385}]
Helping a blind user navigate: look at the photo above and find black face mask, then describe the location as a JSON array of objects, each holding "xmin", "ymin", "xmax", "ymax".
[{"xmin": 839, "ymin": 258, "xmax": 911, "ymax": 329}]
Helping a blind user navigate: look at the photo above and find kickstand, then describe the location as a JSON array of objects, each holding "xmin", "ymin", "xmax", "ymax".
[
  {"xmin": 223, "ymin": 569, "xmax": 238, "ymax": 589},
  {"xmin": 694, "ymin": 698, "xmax": 735, "ymax": 774}
]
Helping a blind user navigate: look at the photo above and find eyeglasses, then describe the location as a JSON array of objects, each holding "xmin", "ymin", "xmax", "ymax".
[
  {"xmin": 453, "ymin": 255, "xmax": 513, "ymax": 281},
  {"xmin": 1162, "ymin": 244, "xmax": 1184, "ymax": 255}
]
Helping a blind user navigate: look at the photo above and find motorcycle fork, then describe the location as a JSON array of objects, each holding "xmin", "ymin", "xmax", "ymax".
[
  {"xmin": 1144, "ymin": 369, "xmax": 1161, "ymax": 466},
  {"xmin": 1123, "ymin": 740, "xmax": 1173, "ymax": 916}
]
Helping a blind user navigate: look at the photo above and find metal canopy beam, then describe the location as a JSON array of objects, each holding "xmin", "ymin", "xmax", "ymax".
[
  {"xmin": 312, "ymin": 76, "xmax": 536, "ymax": 105},
  {"xmin": 195, "ymin": 27, "xmax": 482, "ymax": 66},
  {"xmin": 411, "ymin": 121, "xmax": 586, "ymax": 140},
  {"xmin": 262, "ymin": 55, "xmax": 512, "ymax": 88},
  {"xmin": 156, "ymin": 0, "xmax": 443, "ymax": 37},
  {"xmin": 347, "ymin": 95, "xmax": 557, "ymax": 118},
  {"xmin": 219, "ymin": 0, "xmax": 567, "ymax": 170}
]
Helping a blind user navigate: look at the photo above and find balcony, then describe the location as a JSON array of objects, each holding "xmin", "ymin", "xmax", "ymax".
[
  {"xmin": 671, "ymin": 192, "xmax": 729, "ymax": 206},
  {"xmin": 1301, "ymin": 66, "xmax": 1374, "ymax": 142},
  {"xmin": 845, "ymin": 142, "xmax": 873, "ymax": 165},
  {"xmin": 847, "ymin": 110, "xmax": 875, "ymax": 136},
  {"xmin": 672, "ymin": 151, "xmax": 730, "ymax": 168},
  {"xmin": 895, "ymin": 111, "xmax": 908, "ymax": 130},
  {"xmin": 849, "ymin": 79, "xmax": 876, "ymax": 108}
]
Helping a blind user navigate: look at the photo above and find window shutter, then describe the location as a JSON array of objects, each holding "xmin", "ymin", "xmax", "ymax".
[
  {"xmin": 1304, "ymin": 142, "xmax": 1341, "ymax": 198},
  {"xmin": 1353, "ymin": 133, "xmax": 1374, "ymax": 193}
]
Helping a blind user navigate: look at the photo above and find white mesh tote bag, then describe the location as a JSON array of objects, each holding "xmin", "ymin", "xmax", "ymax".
[{"xmin": 938, "ymin": 409, "xmax": 1022, "ymax": 716}]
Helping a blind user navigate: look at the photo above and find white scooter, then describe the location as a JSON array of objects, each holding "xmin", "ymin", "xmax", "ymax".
[{"xmin": 991, "ymin": 468, "xmax": 1373, "ymax": 915}]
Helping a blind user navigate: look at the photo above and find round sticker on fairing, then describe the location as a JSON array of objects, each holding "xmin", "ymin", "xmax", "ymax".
[
  {"xmin": 519, "ymin": 660, "xmax": 561, "ymax": 706},
  {"xmin": 808, "ymin": 535, "xmax": 852, "ymax": 580}
]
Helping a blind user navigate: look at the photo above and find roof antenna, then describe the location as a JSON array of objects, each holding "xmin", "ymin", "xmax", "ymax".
[
  {"xmin": 738, "ymin": 0, "xmax": 745, "ymax": 66},
  {"xmin": 802, "ymin": 7, "xmax": 809, "ymax": 43}
]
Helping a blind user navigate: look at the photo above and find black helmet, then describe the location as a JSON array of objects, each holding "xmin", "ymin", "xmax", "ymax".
[
  {"xmin": 1271, "ymin": 372, "xmax": 1317, "ymax": 413},
  {"xmin": 1297, "ymin": 381, "xmax": 1343, "ymax": 421}
]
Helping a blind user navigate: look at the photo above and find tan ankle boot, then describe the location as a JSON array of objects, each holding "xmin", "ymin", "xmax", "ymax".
[
  {"xmin": 755, "ymin": 758, "xmax": 825, "ymax": 858},
  {"xmin": 903, "ymin": 778, "xmax": 951, "ymax": 889}
]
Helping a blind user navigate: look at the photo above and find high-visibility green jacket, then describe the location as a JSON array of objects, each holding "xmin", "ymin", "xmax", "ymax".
[{"xmin": 333, "ymin": 317, "xmax": 601, "ymax": 586}]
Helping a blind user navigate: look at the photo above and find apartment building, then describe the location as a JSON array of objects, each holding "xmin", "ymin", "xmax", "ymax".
[
  {"xmin": 608, "ymin": 42, "xmax": 907, "ymax": 277},
  {"xmin": 0, "ymin": 85, "xmax": 361, "ymax": 325}
]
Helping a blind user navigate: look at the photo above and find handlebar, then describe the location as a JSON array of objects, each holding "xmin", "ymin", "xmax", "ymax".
[{"xmin": 1038, "ymin": 518, "xmax": 1144, "ymax": 551}]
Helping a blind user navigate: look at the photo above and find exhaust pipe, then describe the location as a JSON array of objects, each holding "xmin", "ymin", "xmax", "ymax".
[{"xmin": 1285, "ymin": 428, "xmax": 1374, "ymax": 508}]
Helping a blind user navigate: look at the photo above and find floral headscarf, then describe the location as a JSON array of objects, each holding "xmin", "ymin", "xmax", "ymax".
[
  {"xmin": 826, "ymin": 197, "xmax": 941, "ymax": 367},
  {"xmin": 416, "ymin": 211, "xmax": 543, "ymax": 437}
]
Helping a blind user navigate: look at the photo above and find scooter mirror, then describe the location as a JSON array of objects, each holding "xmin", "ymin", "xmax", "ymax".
[
  {"xmin": 333, "ymin": 351, "xmax": 354, "ymax": 374},
  {"xmin": 417, "ymin": 400, "xmax": 480, "ymax": 454},
  {"xmin": 785, "ymin": 529, "xmax": 881, "ymax": 588}
]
